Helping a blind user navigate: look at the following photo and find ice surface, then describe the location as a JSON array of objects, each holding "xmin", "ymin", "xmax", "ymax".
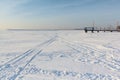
[{"xmin": 0, "ymin": 30, "xmax": 120, "ymax": 80}]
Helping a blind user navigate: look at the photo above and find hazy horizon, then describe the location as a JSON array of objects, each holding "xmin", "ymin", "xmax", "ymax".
[{"xmin": 0, "ymin": 0, "xmax": 120, "ymax": 30}]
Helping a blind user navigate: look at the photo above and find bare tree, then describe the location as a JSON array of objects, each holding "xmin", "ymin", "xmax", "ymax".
[{"xmin": 117, "ymin": 26, "xmax": 120, "ymax": 32}]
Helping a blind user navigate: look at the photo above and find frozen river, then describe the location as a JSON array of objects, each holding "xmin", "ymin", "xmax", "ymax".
[{"xmin": 0, "ymin": 30, "xmax": 120, "ymax": 80}]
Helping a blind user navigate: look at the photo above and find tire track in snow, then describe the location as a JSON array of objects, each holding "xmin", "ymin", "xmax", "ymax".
[{"xmin": 0, "ymin": 35, "xmax": 57, "ymax": 80}]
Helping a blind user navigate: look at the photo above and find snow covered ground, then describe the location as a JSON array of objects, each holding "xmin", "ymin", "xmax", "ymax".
[{"xmin": 0, "ymin": 30, "xmax": 120, "ymax": 80}]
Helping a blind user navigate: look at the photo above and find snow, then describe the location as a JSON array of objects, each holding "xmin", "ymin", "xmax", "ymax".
[{"xmin": 0, "ymin": 30, "xmax": 120, "ymax": 80}]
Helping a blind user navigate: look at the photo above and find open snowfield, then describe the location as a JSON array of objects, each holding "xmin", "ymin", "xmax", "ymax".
[{"xmin": 0, "ymin": 30, "xmax": 120, "ymax": 80}]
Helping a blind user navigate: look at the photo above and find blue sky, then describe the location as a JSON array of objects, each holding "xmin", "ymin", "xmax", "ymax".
[{"xmin": 0, "ymin": 0, "xmax": 120, "ymax": 29}]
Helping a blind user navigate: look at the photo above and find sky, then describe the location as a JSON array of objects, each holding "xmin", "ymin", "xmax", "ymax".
[{"xmin": 0, "ymin": 0, "xmax": 120, "ymax": 30}]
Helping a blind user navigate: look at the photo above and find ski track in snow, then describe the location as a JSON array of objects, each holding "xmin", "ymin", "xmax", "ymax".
[
  {"xmin": 62, "ymin": 38, "xmax": 120, "ymax": 72},
  {"xmin": 20, "ymin": 65, "xmax": 117, "ymax": 80},
  {"xmin": 0, "ymin": 31, "xmax": 120, "ymax": 80},
  {"xmin": 14, "ymin": 36, "xmax": 120, "ymax": 79},
  {"xmin": 0, "ymin": 35, "xmax": 57, "ymax": 80}
]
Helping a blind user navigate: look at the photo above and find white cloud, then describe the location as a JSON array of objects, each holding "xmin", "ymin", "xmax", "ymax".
[{"xmin": 0, "ymin": 0, "xmax": 29, "ymax": 16}]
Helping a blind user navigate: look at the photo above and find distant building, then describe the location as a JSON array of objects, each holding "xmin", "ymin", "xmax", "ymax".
[
  {"xmin": 116, "ymin": 26, "xmax": 120, "ymax": 32},
  {"xmin": 84, "ymin": 27, "xmax": 94, "ymax": 33}
]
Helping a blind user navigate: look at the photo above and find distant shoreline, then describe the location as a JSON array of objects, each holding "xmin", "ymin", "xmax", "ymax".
[{"xmin": 7, "ymin": 29, "xmax": 84, "ymax": 31}]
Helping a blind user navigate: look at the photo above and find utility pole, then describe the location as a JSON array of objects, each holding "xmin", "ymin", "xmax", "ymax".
[
  {"xmin": 93, "ymin": 20, "xmax": 95, "ymax": 27},
  {"xmin": 92, "ymin": 20, "xmax": 95, "ymax": 33}
]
